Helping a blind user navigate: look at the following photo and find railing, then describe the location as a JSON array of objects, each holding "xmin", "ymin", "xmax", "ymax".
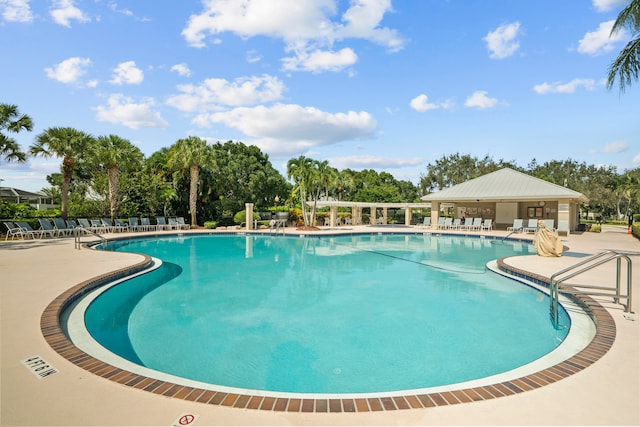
[
  {"xmin": 74, "ymin": 226, "xmax": 107, "ymax": 249},
  {"xmin": 549, "ymin": 250, "xmax": 633, "ymax": 325},
  {"xmin": 270, "ymin": 219, "xmax": 286, "ymax": 235}
]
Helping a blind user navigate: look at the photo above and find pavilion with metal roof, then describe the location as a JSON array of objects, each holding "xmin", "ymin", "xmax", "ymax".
[{"xmin": 420, "ymin": 168, "xmax": 588, "ymax": 232}]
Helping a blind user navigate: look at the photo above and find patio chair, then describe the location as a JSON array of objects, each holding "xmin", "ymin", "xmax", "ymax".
[
  {"xmin": 557, "ymin": 220, "xmax": 570, "ymax": 236},
  {"xmin": 436, "ymin": 217, "xmax": 446, "ymax": 229},
  {"xmin": 128, "ymin": 217, "xmax": 142, "ymax": 231},
  {"xmin": 53, "ymin": 218, "xmax": 72, "ymax": 236},
  {"xmin": 460, "ymin": 217, "xmax": 473, "ymax": 230},
  {"xmin": 156, "ymin": 217, "xmax": 169, "ymax": 230},
  {"xmin": 90, "ymin": 219, "xmax": 108, "ymax": 233},
  {"xmin": 114, "ymin": 218, "xmax": 129, "ymax": 232},
  {"xmin": 66, "ymin": 219, "xmax": 81, "ymax": 236},
  {"xmin": 443, "ymin": 218, "xmax": 453, "ymax": 229},
  {"xmin": 507, "ymin": 218, "xmax": 523, "ymax": 232},
  {"xmin": 450, "ymin": 218, "xmax": 461, "ymax": 230},
  {"xmin": 77, "ymin": 218, "xmax": 91, "ymax": 229},
  {"xmin": 481, "ymin": 218, "xmax": 493, "ymax": 231},
  {"xmin": 100, "ymin": 218, "xmax": 116, "ymax": 233},
  {"xmin": 16, "ymin": 221, "xmax": 44, "ymax": 239},
  {"xmin": 38, "ymin": 219, "xmax": 60, "ymax": 237},
  {"xmin": 544, "ymin": 219, "xmax": 555, "ymax": 231},
  {"xmin": 4, "ymin": 222, "xmax": 24, "ymax": 240},
  {"xmin": 524, "ymin": 219, "xmax": 538, "ymax": 233},
  {"xmin": 471, "ymin": 218, "xmax": 483, "ymax": 231},
  {"xmin": 176, "ymin": 217, "xmax": 190, "ymax": 230},
  {"xmin": 140, "ymin": 217, "xmax": 152, "ymax": 231},
  {"xmin": 420, "ymin": 217, "xmax": 431, "ymax": 228},
  {"xmin": 168, "ymin": 217, "xmax": 179, "ymax": 230}
]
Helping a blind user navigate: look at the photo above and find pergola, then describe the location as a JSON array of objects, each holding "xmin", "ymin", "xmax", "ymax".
[{"xmin": 314, "ymin": 200, "xmax": 432, "ymax": 227}]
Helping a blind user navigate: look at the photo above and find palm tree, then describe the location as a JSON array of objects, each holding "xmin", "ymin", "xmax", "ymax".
[
  {"xmin": 30, "ymin": 127, "xmax": 94, "ymax": 220},
  {"xmin": 167, "ymin": 136, "xmax": 212, "ymax": 226},
  {"xmin": 607, "ymin": 0, "xmax": 640, "ymax": 93},
  {"xmin": 287, "ymin": 155, "xmax": 314, "ymax": 226},
  {"xmin": 94, "ymin": 135, "xmax": 144, "ymax": 219},
  {"xmin": 0, "ymin": 103, "xmax": 33, "ymax": 163}
]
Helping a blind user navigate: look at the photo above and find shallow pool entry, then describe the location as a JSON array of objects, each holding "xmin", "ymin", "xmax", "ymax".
[{"xmin": 85, "ymin": 234, "xmax": 570, "ymax": 394}]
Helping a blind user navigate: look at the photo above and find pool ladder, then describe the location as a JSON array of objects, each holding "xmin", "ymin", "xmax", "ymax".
[
  {"xmin": 269, "ymin": 219, "xmax": 286, "ymax": 235},
  {"xmin": 549, "ymin": 250, "xmax": 633, "ymax": 326},
  {"xmin": 74, "ymin": 226, "xmax": 107, "ymax": 249}
]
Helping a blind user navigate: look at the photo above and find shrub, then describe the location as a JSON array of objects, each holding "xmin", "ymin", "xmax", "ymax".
[
  {"xmin": 233, "ymin": 210, "xmax": 260, "ymax": 224},
  {"xmin": 589, "ymin": 224, "xmax": 601, "ymax": 233},
  {"xmin": 203, "ymin": 221, "xmax": 218, "ymax": 229}
]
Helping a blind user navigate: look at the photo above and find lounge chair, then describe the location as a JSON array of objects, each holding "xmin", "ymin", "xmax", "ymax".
[
  {"xmin": 4, "ymin": 222, "xmax": 24, "ymax": 240},
  {"xmin": 90, "ymin": 219, "xmax": 108, "ymax": 233},
  {"xmin": 443, "ymin": 218, "xmax": 453, "ymax": 229},
  {"xmin": 557, "ymin": 220, "xmax": 570, "ymax": 236},
  {"xmin": 128, "ymin": 217, "xmax": 142, "ymax": 231},
  {"xmin": 16, "ymin": 221, "xmax": 44, "ymax": 239},
  {"xmin": 544, "ymin": 219, "xmax": 555, "ymax": 231},
  {"xmin": 507, "ymin": 218, "xmax": 523, "ymax": 233},
  {"xmin": 450, "ymin": 218, "xmax": 461, "ymax": 230},
  {"xmin": 66, "ymin": 219, "xmax": 81, "ymax": 236},
  {"xmin": 101, "ymin": 218, "xmax": 116, "ymax": 233},
  {"xmin": 420, "ymin": 217, "xmax": 431, "ymax": 228},
  {"xmin": 524, "ymin": 218, "xmax": 538, "ymax": 233},
  {"xmin": 481, "ymin": 218, "xmax": 493, "ymax": 231},
  {"xmin": 436, "ymin": 217, "xmax": 446, "ymax": 229},
  {"xmin": 168, "ymin": 217, "xmax": 179, "ymax": 230},
  {"xmin": 53, "ymin": 218, "xmax": 72, "ymax": 236},
  {"xmin": 461, "ymin": 218, "xmax": 473, "ymax": 230},
  {"xmin": 324, "ymin": 217, "xmax": 330, "ymax": 226},
  {"xmin": 140, "ymin": 217, "xmax": 152, "ymax": 231},
  {"xmin": 176, "ymin": 217, "xmax": 190, "ymax": 230},
  {"xmin": 114, "ymin": 218, "xmax": 129, "ymax": 232},
  {"xmin": 77, "ymin": 218, "xmax": 91, "ymax": 229},
  {"xmin": 471, "ymin": 217, "xmax": 483, "ymax": 231},
  {"xmin": 38, "ymin": 219, "xmax": 60, "ymax": 237},
  {"xmin": 156, "ymin": 217, "xmax": 169, "ymax": 230}
]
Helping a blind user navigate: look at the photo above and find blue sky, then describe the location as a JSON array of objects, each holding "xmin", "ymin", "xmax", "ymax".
[{"xmin": 1, "ymin": 0, "xmax": 638, "ymax": 192}]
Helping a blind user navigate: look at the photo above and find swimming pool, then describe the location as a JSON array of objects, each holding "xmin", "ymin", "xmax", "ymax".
[{"xmin": 74, "ymin": 233, "xmax": 575, "ymax": 395}]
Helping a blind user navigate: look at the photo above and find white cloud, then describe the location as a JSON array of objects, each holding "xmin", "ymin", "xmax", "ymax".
[
  {"xmin": 632, "ymin": 153, "xmax": 640, "ymax": 165},
  {"xmin": 409, "ymin": 94, "xmax": 454, "ymax": 112},
  {"xmin": 166, "ymin": 74, "xmax": 285, "ymax": 112},
  {"xmin": 327, "ymin": 155, "xmax": 424, "ymax": 170},
  {"xmin": 282, "ymin": 47, "xmax": 357, "ymax": 72},
  {"xmin": 602, "ymin": 140, "xmax": 629, "ymax": 153},
  {"xmin": 533, "ymin": 78, "xmax": 598, "ymax": 94},
  {"xmin": 577, "ymin": 20, "xmax": 626, "ymax": 55},
  {"xmin": 193, "ymin": 103, "xmax": 377, "ymax": 156},
  {"xmin": 592, "ymin": 0, "xmax": 628, "ymax": 12},
  {"xmin": 484, "ymin": 22, "xmax": 521, "ymax": 59},
  {"xmin": 181, "ymin": 0, "xmax": 405, "ymax": 73},
  {"xmin": 94, "ymin": 94, "xmax": 168, "ymax": 129},
  {"xmin": 464, "ymin": 91, "xmax": 499, "ymax": 109},
  {"xmin": 44, "ymin": 57, "xmax": 91, "ymax": 84},
  {"xmin": 170, "ymin": 63, "xmax": 192, "ymax": 77},
  {"xmin": 50, "ymin": 0, "xmax": 90, "ymax": 27},
  {"xmin": 246, "ymin": 50, "xmax": 262, "ymax": 63},
  {"xmin": 109, "ymin": 61, "xmax": 144, "ymax": 85},
  {"xmin": 1, "ymin": 0, "xmax": 34, "ymax": 23}
]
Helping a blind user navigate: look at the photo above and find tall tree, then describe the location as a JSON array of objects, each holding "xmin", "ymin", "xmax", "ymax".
[
  {"xmin": 287, "ymin": 155, "xmax": 316, "ymax": 226},
  {"xmin": 167, "ymin": 136, "xmax": 212, "ymax": 226},
  {"xmin": 607, "ymin": 0, "xmax": 640, "ymax": 93},
  {"xmin": 0, "ymin": 103, "xmax": 33, "ymax": 163},
  {"xmin": 94, "ymin": 135, "xmax": 144, "ymax": 219},
  {"xmin": 30, "ymin": 127, "xmax": 94, "ymax": 219}
]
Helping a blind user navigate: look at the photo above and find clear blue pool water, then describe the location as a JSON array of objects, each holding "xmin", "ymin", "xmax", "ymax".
[{"xmin": 85, "ymin": 233, "xmax": 570, "ymax": 394}]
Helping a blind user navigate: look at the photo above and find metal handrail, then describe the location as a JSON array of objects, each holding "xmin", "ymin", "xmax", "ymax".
[
  {"xmin": 549, "ymin": 250, "xmax": 633, "ymax": 325},
  {"xmin": 74, "ymin": 226, "xmax": 107, "ymax": 249}
]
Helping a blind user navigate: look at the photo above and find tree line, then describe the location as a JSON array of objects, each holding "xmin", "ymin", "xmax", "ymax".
[{"xmin": 2, "ymin": 102, "xmax": 638, "ymax": 225}]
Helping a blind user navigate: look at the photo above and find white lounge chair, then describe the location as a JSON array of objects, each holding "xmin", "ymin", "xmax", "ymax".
[
  {"xmin": 544, "ymin": 219, "xmax": 555, "ymax": 231},
  {"xmin": 4, "ymin": 222, "xmax": 24, "ymax": 240},
  {"xmin": 557, "ymin": 220, "xmax": 570, "ymax": 236},
  {"xmin": 461, "ymin": 218, "xmax": 473, "ymax": 230},
  {"xmin": 450, "ymin": 218, "xmax": 461, "ymax": 230},
  {"xmin": 481, "ymin": 219, "xmax": 492, "ymax": 231},
  {"xmin": 471, "ymin": 217, "xmax": 482, "ymax": 231},
  {"xmin": 436, "ymin": 217, "xmax": 446, "ymax": 229},
  {"xmin": 420, "ymin": 217, "xmax": 431, "ymax": 228},
  {"xmin": 507, "ymin": 218, "xmax": 523, "ymax": 232},
  {"xmin": 443, "ymin": 218, "xmax": 453, "ymax": 229},
  {"xmin": 524, "ymin": 218, "xmax": 538, "ymax": 233}
]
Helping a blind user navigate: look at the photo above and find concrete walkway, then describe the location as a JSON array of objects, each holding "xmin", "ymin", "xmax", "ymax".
[{"xmin": 1, "ymin": 226, "xmax": 638, "ymax": 426}]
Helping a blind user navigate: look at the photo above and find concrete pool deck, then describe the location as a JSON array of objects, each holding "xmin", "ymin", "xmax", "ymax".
[{"xmin": 1, "ymin": 225, "xmax": 638, "ymax": 426}]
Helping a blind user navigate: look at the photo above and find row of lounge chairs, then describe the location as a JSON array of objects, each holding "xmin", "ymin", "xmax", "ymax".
[
  {"xmin": 3, "ymin": 217, "xmax": 190, "ymax": 240},
  {"xmin": 420, "ymin": 217, "xmax": 493, "ymax": 231},
  {"xmin": 508, "ymin": 218, "xmax": 569, "ymax": 235}
]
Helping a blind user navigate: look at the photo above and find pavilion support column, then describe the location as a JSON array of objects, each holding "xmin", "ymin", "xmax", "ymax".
[
  {"xmin": 382, "ymin": 208, "xmax": 388, "ymax": 225},
  {"xmin": 245, "ymin": 203, "xmax": 254, "ymax": 230},
  {"xmin": 330, "ymin": 206, "xmax": 338, "ymax": 227},
  {"xmin": 405, "ymin": 206, "xmax": 412, "ymax": 226},
  {"xmin": 431, "ymin": 202, "xmax": 441, "ymax": 229},
  {"xmin": 371, "ymin": 205, "xmax": 377, "ymax": 225},
  {"xmin": 558, "ymin": 202, "xmax": 571, "ymax": 234}
]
